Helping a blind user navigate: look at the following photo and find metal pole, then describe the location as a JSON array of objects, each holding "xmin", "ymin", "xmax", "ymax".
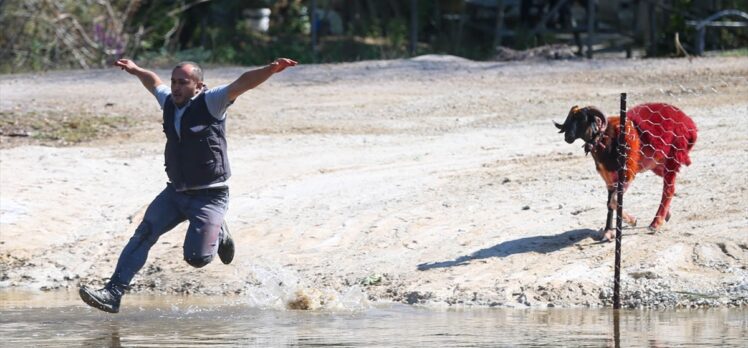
[
  {"xmin": 310, "ymin": 0, "xmax": 318, "ymax": 61},
  {"xmin": 494, "ymin": 0, "xmax": 505, "ymax": 49},
  {"xmin": 614, "ymin": 93, "xmax": 627, "ymax": 310},
  {"xmin": 586, "ymin": 0, "xmax": 595, "ymax": 58},
  {"xmin": 648, "ymin": 0, "xmax": 657, "ymax": 57},
  {"xmin": 410, "ymin": 0, "xmax": 418, "ymax": 56}
]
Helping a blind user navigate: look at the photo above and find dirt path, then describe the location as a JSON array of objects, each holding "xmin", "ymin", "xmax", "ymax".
[{"xmin": 1, "ymin": 56, "xmax": 746, "ymax": 309}]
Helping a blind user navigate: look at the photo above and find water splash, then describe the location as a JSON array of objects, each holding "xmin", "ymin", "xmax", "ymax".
[{"xmin": 242, "ymin": 264, "xmax": 369, "ymax": 311}]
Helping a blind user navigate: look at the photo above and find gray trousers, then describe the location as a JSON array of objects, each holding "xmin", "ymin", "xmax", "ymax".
[{"xmin": 109, "ymin": 184, "xmax": 229, "ymax": 288}]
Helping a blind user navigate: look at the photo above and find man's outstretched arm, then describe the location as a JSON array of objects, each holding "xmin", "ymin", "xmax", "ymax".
[
  {"xmin": 114, "ymin": 59, "xmax": 163, "ymax": 96},
  {"xmin": 226, "ymin": 58, "xmax": 297, "ymax": 101}
]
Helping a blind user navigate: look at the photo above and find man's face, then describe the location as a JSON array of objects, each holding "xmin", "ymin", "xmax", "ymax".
[{"xmin": 170, "ymin": 65, "xmax": 203, "ymax": 107}]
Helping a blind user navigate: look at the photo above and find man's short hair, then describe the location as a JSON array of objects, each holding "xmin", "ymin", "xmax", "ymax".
[{"xmin": 174, "ymin": 61, "xmax": 204, "ymax": 82}]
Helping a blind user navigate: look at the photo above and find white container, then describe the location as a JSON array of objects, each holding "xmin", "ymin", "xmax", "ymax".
[{"xmin": 245, "ymin": 8, "xmax": 271, "ymax": 33}]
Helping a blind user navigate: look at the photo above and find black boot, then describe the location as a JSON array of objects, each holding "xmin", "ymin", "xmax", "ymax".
[
  {"xmin": 79, "ymin": 283, "xmax": 125, "ymax": 313},
  {"xmin": 218, "ymin": 221, "xmax": 235, "ymax": 265}
]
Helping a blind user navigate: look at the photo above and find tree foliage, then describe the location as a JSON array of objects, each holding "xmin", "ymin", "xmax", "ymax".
[{"xmin": 1, "ymin": 0, "xmax": 747, "ymax": 73}]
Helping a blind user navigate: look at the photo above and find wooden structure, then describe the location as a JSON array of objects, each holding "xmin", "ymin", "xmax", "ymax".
[
  {"xmin": 437, "ymin": 0, "xmax": 747, "ymax": 58},
  {"xmin": 687, "ymin": 9, "xmax": 748, "ymax": 55},
  {"xmin": 305, "ymin": 0, "xmax": 747, "ymax": 59}
]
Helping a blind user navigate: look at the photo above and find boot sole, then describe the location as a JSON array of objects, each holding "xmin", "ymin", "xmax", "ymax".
[
  {"xmin": 219, "ymin": 222, "xmax": 235, "ymax": 265},
  {"xmin": 79, "ymin": 287, "xmax": 119, "ymax": 313},
  {"xmin": 219, "ymin": 236, "xmax": 235, "ymax": 264}
]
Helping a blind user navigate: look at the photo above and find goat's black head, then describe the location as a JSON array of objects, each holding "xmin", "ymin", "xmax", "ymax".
[{"xmin": 554, "ymin": 105, "xmax": 607, "ymax": 145}]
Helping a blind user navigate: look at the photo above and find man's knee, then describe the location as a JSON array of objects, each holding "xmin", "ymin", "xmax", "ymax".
[{"xmin": 184, "ymin": 254, "xmax": 214, "ymax": 268}]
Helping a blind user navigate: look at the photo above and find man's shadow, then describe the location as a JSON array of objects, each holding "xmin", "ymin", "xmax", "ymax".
[{"xmin": 417, "ymin": 228, "xmax": 598, "ymax": 271}]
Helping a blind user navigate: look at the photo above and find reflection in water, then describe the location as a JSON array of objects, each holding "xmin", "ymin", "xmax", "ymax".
[
  {"xmin": 1, "ymin": 291, "xmax": 746, "ymax": 347},
  {"xmin": 614, "ymin": 309, "xmax": 621, "ymax": 348},
  {"xmin": 81, "ymin": 322, "xmax": 121, "ymax": 348}
]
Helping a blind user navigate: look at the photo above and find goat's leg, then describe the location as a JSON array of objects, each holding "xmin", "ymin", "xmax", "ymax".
[
  {"xmin": 601, "ymin": 185, "xmax": 638, "ymax": 242},
  {"xmin": 650, "ymin": 171, "xmax": 677, "ymax": 231},
  {"xmin": 601, "ymin": 190, "xmax": 616, "ymax": 242},
  {"xmin": 619, "ymin": 178, "xmax": 637, "ymax": 226},
  {"xmin": 622, "ymin": 210, "xmax": 637, "ymax": 227},
  {"xmin": 605, "ymin": 190, "xmax": 615, "ymax": 230}
]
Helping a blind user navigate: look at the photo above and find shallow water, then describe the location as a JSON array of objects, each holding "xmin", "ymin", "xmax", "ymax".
[{"xmin": 1, "ymin": 291, "xmax": 746, "ymax": 347}]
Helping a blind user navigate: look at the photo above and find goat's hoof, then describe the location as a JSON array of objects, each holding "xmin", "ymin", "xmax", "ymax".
[
  {"xmin": 599, "ymin": 229, "xmax": 616, "ymax": 242},
  {"xmin": 647, "ymin": 225, "xmax": 660, "ymax": 234},
  {"xmin": 665, "ymin": 212, "xmax": 672, "ymax": 222},
  {"xmin": 625, "ymin": 216, "xmax": 638, "ymax": 227}
]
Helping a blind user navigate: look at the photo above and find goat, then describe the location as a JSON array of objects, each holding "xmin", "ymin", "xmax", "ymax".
[{"xmin": 554, "ymin": 103, "xmax": 698, "ymax": 241}]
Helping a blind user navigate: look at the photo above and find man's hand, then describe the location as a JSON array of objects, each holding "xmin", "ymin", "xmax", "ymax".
[
  {"xmin": 269, "ymin": 58, "xmax": 298, "ymax": 74},
  {"xmin": 114, "ymin": 59, "xmax": 162, "ymax": 96},
  {"xmin": 114, "ymin": 59, "xmax": 140, "ymax": 75}
]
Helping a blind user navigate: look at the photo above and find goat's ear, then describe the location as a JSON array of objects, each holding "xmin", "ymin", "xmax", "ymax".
[{"xmin": 585, "ymin": 107, "xmax": 606, "ymax": 131}]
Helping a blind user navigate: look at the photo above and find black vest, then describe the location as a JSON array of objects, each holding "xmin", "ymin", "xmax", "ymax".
[{"xmin": 162, "ymin": 93, "xmax": 230, "ymax": 190}]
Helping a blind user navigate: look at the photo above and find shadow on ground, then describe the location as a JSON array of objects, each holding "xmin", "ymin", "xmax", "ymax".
[{"xmin": 417, "ymin": 228, "xmax": 598, "ymax": 271}]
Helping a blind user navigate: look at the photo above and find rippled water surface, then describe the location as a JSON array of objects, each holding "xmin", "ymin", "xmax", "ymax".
[{"xmin": 1, "ymin": 291, "xmax": 746, "ymax": 347}]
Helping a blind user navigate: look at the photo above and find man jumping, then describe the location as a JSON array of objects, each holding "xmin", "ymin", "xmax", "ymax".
[{"xmin": 79, "ymin": 57, "xmax": 297, "ymax": 313}]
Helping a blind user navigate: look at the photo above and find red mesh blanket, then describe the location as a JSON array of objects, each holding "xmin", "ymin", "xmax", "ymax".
[{"xmin": 627, "ymin": 103, "xmax": 698, "ymax": 171}]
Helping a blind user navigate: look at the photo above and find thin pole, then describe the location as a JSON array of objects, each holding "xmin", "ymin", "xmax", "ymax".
[
  {"xmin": 494, "ymin": 0, "xmax": 505, "ymax": 49},
  {"xmin": 614, "ymin": 93, "xmax": 627, "ymax": 309},
  {"xmin": 648, "ymin": 1, "xmax": 657, "ymax": 57},
  {"xmin": 586, "ymin": 0, "xmax": 595, "ymax": 58},
  {"xmin": 310, "ymin": 0, "xmax": 318, "ymax": 62},
  {"xmin": 410, "ymin": 0, "xmax": 418, "ymax": 56},
  {"xmin": 613, "ymin": 309, "xmax": 621, "ymax": 348}
]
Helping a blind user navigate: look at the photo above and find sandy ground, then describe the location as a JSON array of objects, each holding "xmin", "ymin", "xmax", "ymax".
[{"xmin": 1, "ymin": 55, "xmax": 746, "ymax": 309}]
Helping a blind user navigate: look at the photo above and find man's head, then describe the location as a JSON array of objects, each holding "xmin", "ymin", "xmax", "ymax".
[{"xmin": 171, "ymin": 61, "xmax": 204, "ymax": 107}]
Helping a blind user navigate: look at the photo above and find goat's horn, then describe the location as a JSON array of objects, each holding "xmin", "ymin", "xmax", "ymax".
[{"xmin": 553, "ymin": 121, "xmax": 565, "ymax": 132}]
